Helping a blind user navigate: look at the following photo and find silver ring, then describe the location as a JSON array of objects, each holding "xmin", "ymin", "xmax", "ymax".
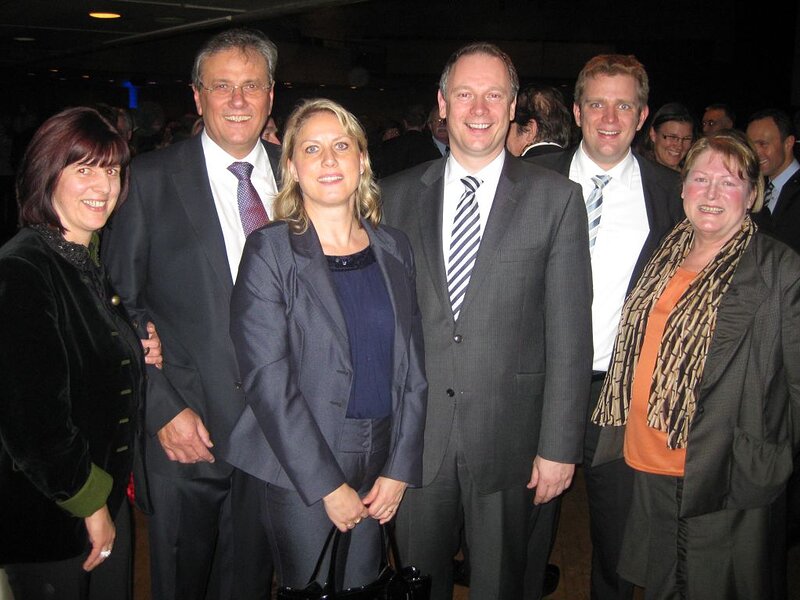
[
  {"xmin": 100, "ymin": 549, "xmax": 112, "ymax": 559},
  {"xmin": 144, "ymin": 346, "xmax": 151, "ymax": 356}
]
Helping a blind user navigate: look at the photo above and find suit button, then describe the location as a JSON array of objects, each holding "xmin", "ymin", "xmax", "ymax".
[
  {"xmin": 234, "ymin": 381, "xmax": 243, "ymax": 390},
  {"xmin": 697, "ymin": 406, "xmax": 704, "ymax": 415},
  {"xmin": 111, "ymin": 295, "xmax": 121, "ymax": 306},
  {"xmin": 446, "ymin": 388, "xmax": 455, "ymax": 397},
  {"xmin": 453, "ymin": 334, "xmax": 463, "ymax": 343}
]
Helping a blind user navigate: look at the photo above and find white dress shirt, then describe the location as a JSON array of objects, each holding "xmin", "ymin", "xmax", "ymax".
[
  {"xmin": 441, "ymin": 151, "xmax": 505, "ymax": 270},
  {"xmin": 570, "ymin": 144, "xmax": 650, "ymax": 371},
  {"xmin": 201, "ymin": 131, "xmax": 278, "ymax": 281}
]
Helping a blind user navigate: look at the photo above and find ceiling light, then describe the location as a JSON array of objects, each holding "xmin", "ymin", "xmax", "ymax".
[
  {"xmin": 89, "ymin": 12, "xmax": 121, "ymax": 19},
  {"xmin": 13, "ymin": 37, "xmax": 35, "ymax": 42}
]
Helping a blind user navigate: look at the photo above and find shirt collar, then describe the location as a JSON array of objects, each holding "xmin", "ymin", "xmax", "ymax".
[
  {"xmin": 772, "ymin": 158, "xmax": 800, "ymax": 190},
  {"xmin": 523, "ymin": 141, "xmax": 563, "ymax": 155},
  {"xmin": 575, "ymin": 143, "xmax": 636, "ymax": 187},
  {"xmin": 201, "ymin": 130, "xmax": 267, "ymax": 173},
  {"xmin": 444, "ymin": 150, "xmax": 505, "ymax": 187}
]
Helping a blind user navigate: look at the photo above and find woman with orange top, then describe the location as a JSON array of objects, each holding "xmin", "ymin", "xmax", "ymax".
[{"xmin": 591, "ymin": 130, "xmax": 800, "ymax": 599}]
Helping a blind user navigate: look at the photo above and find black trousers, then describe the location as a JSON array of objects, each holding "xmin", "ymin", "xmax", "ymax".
[
  {"xmin": 147, "ymin": 466, "xmax": 272, "ymax": 600},
  {"xmin": 5, "ymin": 502, "xmax": 132, "ymax": 600},
  {"xmin": 583, "ymin": 376, "xmax": 635, "ymax": 600}
]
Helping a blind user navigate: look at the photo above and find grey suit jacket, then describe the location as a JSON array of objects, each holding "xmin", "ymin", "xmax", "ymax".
[
  {"xmin": 594, "ymin": 232, "xmax": 800, "ymax": 518},
  {"xmin": 101, "ymin": 135, "xmax": 281, "ymax": 478},
  {"xmin": 381, "ymin": 152, "xmax": 593, "ymax": 494},
  {"xmin": 222, "ymin": 221, "xmax": 427, "ymax": 506}
]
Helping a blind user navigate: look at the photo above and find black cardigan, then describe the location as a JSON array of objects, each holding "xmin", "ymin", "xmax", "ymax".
[{"xmin": 0, "ymin": 227, "xmax": 147, "ymax": 564}]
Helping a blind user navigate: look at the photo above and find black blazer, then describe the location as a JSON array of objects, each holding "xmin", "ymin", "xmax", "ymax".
[
  {"xmin": 101, "ymin": 136, "xmax": 281, "ymax": 479},
  {"xmin": 222, "ymin": 221, "xmax": 427, "ymax": 505},
  {"xmin": 753, "ymin": 169, "xmax": 800, "ymax": 254},
  {"xmin": 376, "ymin": 130, "xmax": 442, "ymax": 178},
  {"xmin": 525, "ymin": 147, "xmax": 684, "ymax": 292},
  {"xmin": 0, "ymin": 228, "xmax": 145, "ymax": 563},
  {"xmin": 382, "ymin": 153, "xmax": 593, "ymax": 494}
]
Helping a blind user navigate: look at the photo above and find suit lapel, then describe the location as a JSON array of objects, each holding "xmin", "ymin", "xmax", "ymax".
[
  {"xmin": 367, "ymin": 223, "xmax": 409, "ymax": 383},
  {"xmin": 263, "ymin": 140, "xmax": 283, "ymax": 188},
  {"xmin": 291, "ymin": 224, "xmax": 350, "ymax": 348},
  {"xmin": 414, "ymin": 162, "xmax": 450, "ymax": 315},
  {"xmin": 773, "ymin": 171, "xmax": 800, "ymax": 219},
  {"xmin": 172, "ymin": 137, "xmax": 233, "ymax": 295},
  {"xmin": 698, "ymin": 246, "xmax": 767, "ymax": 393}
]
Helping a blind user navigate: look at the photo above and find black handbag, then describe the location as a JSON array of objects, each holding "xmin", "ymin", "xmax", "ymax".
[{"xmin": 277, "ymin": 523, "xmax": 431, "ymax": 600}]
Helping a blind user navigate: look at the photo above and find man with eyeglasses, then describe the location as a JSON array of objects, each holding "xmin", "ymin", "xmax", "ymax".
[
  {"xmin": 102, "ymin": 28, "xmax": 279, "ymax": 600},
  {"xmin": 702, "ymin": 103, "xmax": 736, "ymax": 135},
  {"xmin": 528, "ymin": 54, "xmax": 683, "ymax": 600}
]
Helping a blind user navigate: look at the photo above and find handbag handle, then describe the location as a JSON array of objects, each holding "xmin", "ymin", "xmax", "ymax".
[
  {"xmin": 303, "ymin": 525, "xmax": 339, "ymax": 593},
  {"xmin": 309, "ymin": 522, "xmax": 405, "ymax": 593}
]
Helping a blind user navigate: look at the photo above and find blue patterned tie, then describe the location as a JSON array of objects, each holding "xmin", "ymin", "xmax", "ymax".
[
  {"xmin": 586, "ymin": 175, "xmax": 611, "ymax": 252},
  {"xmin": 447, "ymin": 176, "xmax": 482, "ymax": 320},
  {"xmin": 228, "ymin": 161, "xmax": 269, "ymax": 236},
  {"xmin": 763, "ymin": 180, "xmax": 774, "ymax": 215}
]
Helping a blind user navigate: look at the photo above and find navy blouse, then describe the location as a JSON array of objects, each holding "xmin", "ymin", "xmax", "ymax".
[{"xmin": 327, "ymin": 245, "xmax": 395, "ymax": 419}]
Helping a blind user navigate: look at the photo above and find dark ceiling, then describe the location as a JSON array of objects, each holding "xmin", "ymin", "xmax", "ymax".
[{"xmin": 1, "ymin": 0, "xmax": 797, "ymax": 120}]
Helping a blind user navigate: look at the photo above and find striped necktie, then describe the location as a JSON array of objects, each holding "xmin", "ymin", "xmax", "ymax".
[
  {"xmin": 586, "ymin": 175, "xmax": 611, "ymax": 252},
  {"xmin": 228, "ymin": 161, "xmax": 269, "ymax": 236},
  {"xmin": 447, "ymin": 175, "xmax": 482, "ymax": 321},
  {"xmin": 763, "ymin": 180, "xmax": 775, "ymax": 214}
]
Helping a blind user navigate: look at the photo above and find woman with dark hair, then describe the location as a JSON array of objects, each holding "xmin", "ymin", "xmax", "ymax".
[
  {"xmin": 0, "ymin": 107, "xmax": 161, "ymax": 599},
  {"xmin": 224, "ymin": 98, "xmax": 427, "ymax": 590},
  {"xmin": 592, "ymin": 130, "xmax": 800, "ymax": 598},
  {"xmin": 639, "ymin": 102, "xmax": 696, "ymax": 171}
]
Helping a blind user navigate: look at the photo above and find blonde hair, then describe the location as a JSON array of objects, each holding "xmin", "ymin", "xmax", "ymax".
[
  {"xmin": 274, "ymin": 98, "xmax": 381, "ymax": 233},
  {"xmin": 681, "ymin": 130, "xmax": 764, "ymax": 212}
]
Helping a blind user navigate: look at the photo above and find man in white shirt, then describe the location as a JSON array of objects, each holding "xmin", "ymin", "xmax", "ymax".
[
  {"xmin": 382, "ymin": 42, "xmax": 592, "ymax": 600},
  {"xmin": 102, "ymin": 28, "xmax": 280, "ymax": 600},
  {"xmin": 746, "ymin": 108, "xmax": 800, "ymax": 254},
  {"xmin": 528, "ymin": 54, "xmax": 683, "ymax": 600}
]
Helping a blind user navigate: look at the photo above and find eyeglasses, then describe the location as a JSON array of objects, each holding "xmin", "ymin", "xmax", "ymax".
[
  {"xmin": 198, "ymin": 81, "xmax": 271, "ymax": 97},
  {"xmin": 660, "ymin": 133, "xmax": 694, "ymax": 145}
]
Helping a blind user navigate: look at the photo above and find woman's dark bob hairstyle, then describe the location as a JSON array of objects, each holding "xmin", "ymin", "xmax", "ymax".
[{"xmin": 17, "ymin": 106, "xmax": 131, "ymax": 231}]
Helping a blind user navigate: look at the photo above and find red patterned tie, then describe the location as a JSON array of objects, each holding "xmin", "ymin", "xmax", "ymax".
[{"xmin": 228, "ymin": 161, "xmax": 269, "ymax": 236}]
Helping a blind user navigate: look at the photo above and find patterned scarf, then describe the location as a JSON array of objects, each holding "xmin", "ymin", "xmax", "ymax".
[{"xmin": 592, "ymin": 217, "xmax": 755, "ymax": 448}]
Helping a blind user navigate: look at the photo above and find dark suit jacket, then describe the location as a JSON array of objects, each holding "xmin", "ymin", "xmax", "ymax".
[
  {"xmin": 375, "ymin": 130, "xmax": 442, "ymax": 178},
  {"xmin": 222, "ymin": 221, "xmax": 427, "ymax": 506},
  {"xmin": 594, "ymin": 232, "xmax": 800, "ymax": 518},
  {"xmin": 381, "ymin": 153, "xmax": 593, "ymax": 494},
  {"xmin": 101, "ymin": 135, "xmax": 281, "ymax": 479},
  {"xmin": 753, "ymin": 169, "xmax": 800, "ymax": 254},
  {"xmin": 0, "ymin": 228, "xmax": 145, "ymax": 563},
  {"xmin": 525, "ymin": 147, "xmax": 684, "ymax": 293}
]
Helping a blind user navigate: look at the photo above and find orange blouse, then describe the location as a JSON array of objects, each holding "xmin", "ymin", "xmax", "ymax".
[{"xmin": 624, "ymin": 267, "xmax": 697, "ymax": 476}]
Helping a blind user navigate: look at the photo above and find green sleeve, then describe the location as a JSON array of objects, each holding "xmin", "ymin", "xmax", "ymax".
[{"xmin": 56, "ymin": 463, "xmax": 113, "ymax": 518}]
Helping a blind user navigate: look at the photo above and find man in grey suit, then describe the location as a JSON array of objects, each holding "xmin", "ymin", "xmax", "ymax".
[
  {"xmin": 382, "ymin": 42, "xmax": 593, "ymax": 600},
  {"xmin": 526, "ymin": 54, "xmax": 683, "ymax": 600},
  {"xmin": 102, "ymin": 28, "xmax": 280, "ymax": 600}
]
